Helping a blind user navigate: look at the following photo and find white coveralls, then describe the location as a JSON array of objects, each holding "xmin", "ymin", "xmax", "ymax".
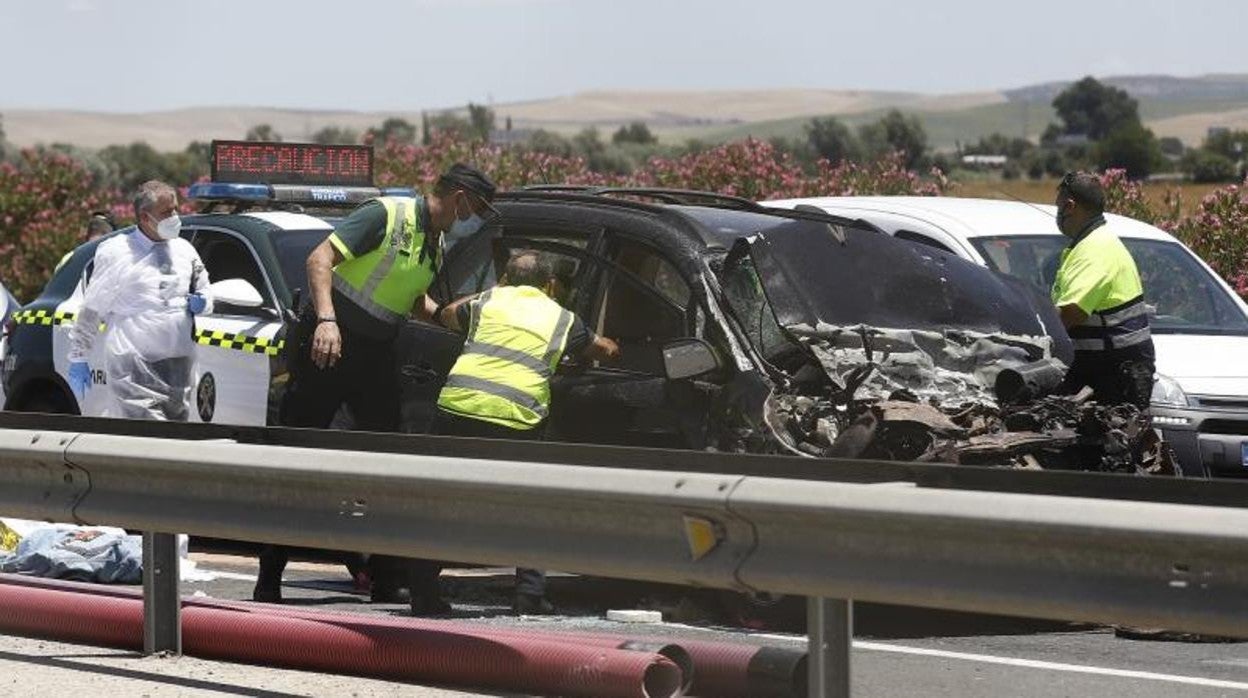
[{"xmin": 68, "ymin": 228, "xmax": 212, "ymax": 420}]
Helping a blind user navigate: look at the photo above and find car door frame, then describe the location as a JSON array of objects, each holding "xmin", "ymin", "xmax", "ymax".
[
  {"xmin": 398, "ymin": 218, "xmax": 608, "ymax": 433},
  {"xmin": 544, "ymin": 225, "xmax": 713, "ymax": 449},
  {"xmin": 184, "ymin": 225, "xmax": 285, "ymax": 426}
]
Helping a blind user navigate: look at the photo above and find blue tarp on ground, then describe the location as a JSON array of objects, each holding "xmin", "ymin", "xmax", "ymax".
[{"xmin": 0, "ymin": 527, "xmax": 142, "ymax": 584}]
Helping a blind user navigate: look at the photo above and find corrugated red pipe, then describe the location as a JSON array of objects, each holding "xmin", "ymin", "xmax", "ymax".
[
  {"xmin": 195, "ymin": 596, "xmax": 805, "ymax": 697},
  {"xmin": 0, "ymin": 581, "xmax": 681, "ymax": 698},
  {"xmin": 1, "ymin": 575, "xmax": 808, "ymax": 696}
]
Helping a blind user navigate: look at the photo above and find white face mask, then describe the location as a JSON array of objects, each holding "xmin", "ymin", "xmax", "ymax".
[
  {"xmin": 151, "ymin": 212, "xmax": 182, "ymax": 240},
  {"xmin": 446, "ymin": 213, "xmax": 484, "ymax": 246},
  {"xmin": 445, "ymin": 194, "xmax": 486, "ymax": 246}
]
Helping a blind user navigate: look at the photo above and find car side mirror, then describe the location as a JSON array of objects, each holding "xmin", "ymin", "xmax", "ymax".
[
  {"xmin": 207, "ymin": 278, "xmax": 264, "ymax": 308},
  {"xmin": 662, "ymin": 338, "xmax": 719, "ymax": 380}
]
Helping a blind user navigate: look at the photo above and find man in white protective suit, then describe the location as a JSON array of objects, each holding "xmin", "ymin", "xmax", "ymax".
[{"xmin": 67, "ymin": 180, "xmax": 212, "ymax": 420}]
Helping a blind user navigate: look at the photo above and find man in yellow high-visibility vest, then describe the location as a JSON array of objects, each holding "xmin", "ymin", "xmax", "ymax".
[
  {"xmin": 1051, "ymin": 171, "xmax": 1155, "ymax": 408},
  {"xmin": 411, "ymin": 250, "xmax": 619, "ymax": 616},
  {"xmin": 255, "ymin": 163, "xmax": 498, "ymax": 605}
]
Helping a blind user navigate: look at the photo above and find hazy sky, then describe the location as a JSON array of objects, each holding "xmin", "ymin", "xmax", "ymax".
[{"xmin": 3, "ymin": 0, "xmax": 1246, "ymax": 112}]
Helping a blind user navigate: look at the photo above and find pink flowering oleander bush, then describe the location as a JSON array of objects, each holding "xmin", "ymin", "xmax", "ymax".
[
  {"xmin": 628, "ymin": 138, "xmax": 806, "ymax": 199},
  {"xmin": 10, "ymin": 131, "xmax": 1248, "ymax": 303},
  {"xmin": 373, "ymin": 131, "xmax": 607, "ymax": 191},
  {"xmin": 1167, "ymin": 179, "xmax": 1248, "ymax": 298},
  {"xmin": 803, "ymin": 152, "xmax": 948, "ymax": 198},
  {"xmin": 1098, "ymin": 169, "xmax": 1163, "ymax": 226},
  {"xmin": 0, "ymin": 149, "xmax": 122, "ymax": 301},
  {"xmin": 1096, "ymin": 168, "xmax": 1248, "ymax": 299},
  {"xmin": 372, "ymin": 134, "xmax": 948, "ymax": 200}
]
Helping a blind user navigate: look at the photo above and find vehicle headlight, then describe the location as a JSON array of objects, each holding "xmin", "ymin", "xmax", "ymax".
[{"xmin": 1151, "ymin": 373, "xmax": 1190, "ymax": 408}]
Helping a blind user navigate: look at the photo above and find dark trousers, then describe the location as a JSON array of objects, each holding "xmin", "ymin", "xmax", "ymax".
[
  {"xmin": 279, "ymin": 315, "xmax": 401, "ymax": 431},
  {"xmin": 260, "ymin": 314, "xmax": 406, "ymax": 594},
  {"xmin": 1059, "ymin": 342, "xmax": 1156, "ymax": 410},
  {"xmin": 415, "ymin": 410, "xmax": 547, "ymax": 599}
]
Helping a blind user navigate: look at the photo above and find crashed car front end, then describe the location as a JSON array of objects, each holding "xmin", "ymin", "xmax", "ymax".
[{"xmin": 715, "ymin": 217, "xmax": 1175, "ymax": 475}]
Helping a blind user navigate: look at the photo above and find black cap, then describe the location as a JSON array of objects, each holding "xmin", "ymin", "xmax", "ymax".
[{"xmin": 438, "ymin": 162, "xmax": 497, "ymax": 202}]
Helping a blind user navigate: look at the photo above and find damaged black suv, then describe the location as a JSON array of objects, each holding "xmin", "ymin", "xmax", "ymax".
[{"xmin": 400, "ymin": 187, "xmax": 1164, "ymax": 472}]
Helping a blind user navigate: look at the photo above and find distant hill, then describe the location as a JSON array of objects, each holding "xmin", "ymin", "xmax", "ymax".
[
  {"xmin": 4, "ymin": 74, "xmax": 1248, "ymax": 152},
  {"xmin": 1004, "ymin": 74, "xmax": 1248, "ymax": 103}
]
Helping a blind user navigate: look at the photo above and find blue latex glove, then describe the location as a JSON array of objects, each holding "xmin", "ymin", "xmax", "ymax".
[
  {"xmin": 68, "ymin": 361, "xmax": 91, "ymax": 400},
  {"xmin": 187, "ymin": 293, "xmax": 207, "ymax": 315}
]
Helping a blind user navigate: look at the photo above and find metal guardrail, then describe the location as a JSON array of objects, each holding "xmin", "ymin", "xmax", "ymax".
[
  {"xmin": 2, "ymin": 426, "xmax": 1248, "ymax": 697},
  {"xmin": 2, "ymin": 410, "xmax": 1245, "ymax": 509}
]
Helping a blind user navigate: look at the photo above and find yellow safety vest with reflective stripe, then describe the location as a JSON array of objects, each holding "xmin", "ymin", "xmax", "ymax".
[
  {"xmin": 331, "ymin": 197, "xmax": 439, "ymax": 326},
  {"xmin": 1051, "ymin": 220, "xmax": 1150, "ymax": 352},
  {"xmin": 437, "ymin": 285, "xmax": 575, "ymax": 430}
]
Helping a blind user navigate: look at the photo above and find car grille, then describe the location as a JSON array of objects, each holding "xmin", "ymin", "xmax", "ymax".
[
  {"xmin": 1199, "ymin": 419, "xmax": 1248, "ymax": 436},
  {"xmin": 1192, "ymin": 395, "xmax": 1248, "ymax": 410}
]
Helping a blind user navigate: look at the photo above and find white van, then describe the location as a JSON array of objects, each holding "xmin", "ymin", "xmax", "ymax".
[{"xmin": 765, "ymin": 196, "xmax": 1248, "ymax": 478}]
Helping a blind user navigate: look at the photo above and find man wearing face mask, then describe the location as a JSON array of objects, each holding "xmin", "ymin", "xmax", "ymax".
[
  {"xmin": 257, "ymin": 163, "xmax": 498, "ymax": 604},
  {"xmin": 67, "ymin": 180, "xmax": 211, "ymax": 419},
  {"xmin": 1051, "ymin": 171, "xmax": 1154, "ymax": 408}
]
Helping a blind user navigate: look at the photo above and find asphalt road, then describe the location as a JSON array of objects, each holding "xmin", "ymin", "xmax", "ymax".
[{"xmin": 6, "ymin": 546, "xmax": 1248, "ymax": 697}]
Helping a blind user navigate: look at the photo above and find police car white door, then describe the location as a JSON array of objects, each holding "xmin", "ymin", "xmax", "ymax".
[{"xmin": 184, "ymin": 226, "xmax": 284, "ymax": 425}]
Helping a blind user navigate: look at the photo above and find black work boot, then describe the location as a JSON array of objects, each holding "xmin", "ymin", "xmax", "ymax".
[
  {"xmin": 405, "ymin": 558, "xmax": 447, "ymax": 615},
  {"xmin": 409, "ymin": 594, "xmax": 453, "ymax": 617},
  {"xmin": 513, "ymin": 568, "xmax": 551, "ymax": 615},
  {"xmin": 253, "ymin": 545, "xmax": 286, "ymax": 603},
  {"xmin": 512, "ymin": 593, "xmax": 556, "ymax": 615},
  {"xmin": 370, "ymin": 583, "xmax": 412, "ymax": 604},
  {"xmin": 368, "ymin": 554, "xmax": 414, "ymax": 603}
]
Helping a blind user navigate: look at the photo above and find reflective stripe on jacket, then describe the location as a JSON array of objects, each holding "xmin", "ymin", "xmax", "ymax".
[
  {"xmin": 331, "ymin": 197, "xmax": 439, "ymax": 325},
  {"xmin": 1051, "ymin": 220, "xmax": 1151, "ymax": 352},
  {"xmin": 437, "ymin": 285, "xmax": 575, "ymax": 430}
]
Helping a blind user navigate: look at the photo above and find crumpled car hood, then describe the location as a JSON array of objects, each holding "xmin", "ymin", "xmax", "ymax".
[
  {"xmin": 730, "ymin": 224, "xmax": 1171, "ymax": 475},
  {"xmin": 792, "ymin": 324, "xmax": 1052, "ymax": 409}
]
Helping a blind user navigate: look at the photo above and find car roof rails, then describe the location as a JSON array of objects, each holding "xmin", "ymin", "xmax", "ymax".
[
  {"xmin": 521, "ymin": 185, "xmax": 765, "ymax": 212},
  {"xmin": 519, "ymin": 183, "xmax": 881, "ymax": 233}
]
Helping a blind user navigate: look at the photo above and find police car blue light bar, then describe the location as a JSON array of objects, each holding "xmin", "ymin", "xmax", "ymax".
[
  {"xmin": 188, "ymin": 182, "xmax": 416, "ymax": 208},
  {"xmin": 187, "ymin": 182, "xmax": 272, "ymax": 201}
]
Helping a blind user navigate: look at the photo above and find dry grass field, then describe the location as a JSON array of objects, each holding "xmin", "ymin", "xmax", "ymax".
[{"xmin": 954, "ymin": 177, "xmax": 1228, "ymax": 217}]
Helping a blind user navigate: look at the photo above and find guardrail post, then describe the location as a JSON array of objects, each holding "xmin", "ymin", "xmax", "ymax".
[
  {"xmin": 142, "ymin": 531, "xmax": 181, "ymax": 655},
  {"xmin": 807, "ymin": 596, "xmax": 852, "ymax": 698}
]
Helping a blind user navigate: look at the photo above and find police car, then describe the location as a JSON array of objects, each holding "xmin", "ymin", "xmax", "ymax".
[{"xmin": 1, "ymin": 141, "xmax": 415, "ymax": 424}]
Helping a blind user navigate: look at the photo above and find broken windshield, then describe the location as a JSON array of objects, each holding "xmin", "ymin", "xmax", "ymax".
[
  {"xmin": 733, "ymin": 220, "xmax": 1068, "ymax": 343},
  {"xmin": 721, "ymin": 252, "xmax": 793, "ymax": 364},
  {"xmin": 720, "ymin": 222, "xmax": 1070, "ymax": 407}
]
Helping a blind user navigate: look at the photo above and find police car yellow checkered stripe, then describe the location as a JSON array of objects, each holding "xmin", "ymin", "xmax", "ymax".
[
  {"xmin": 11, "ymin": 309, "xmax": 76, "ymax": 326},
  {"xmin": 194, "ymin": 329, "xmax": 284, "ymax": 356}
]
